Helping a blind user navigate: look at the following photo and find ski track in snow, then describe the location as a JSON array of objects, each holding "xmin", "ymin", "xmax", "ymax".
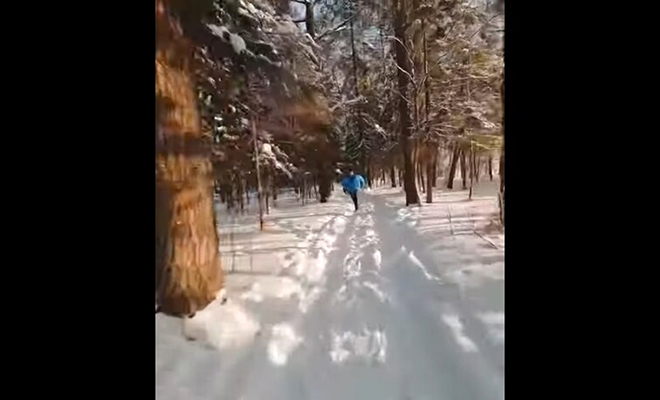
[{"xmin": 157, "ymin": 185, "xmax": 504, "ymax": 400}]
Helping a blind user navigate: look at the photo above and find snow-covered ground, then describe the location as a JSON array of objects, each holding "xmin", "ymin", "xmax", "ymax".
[{"xmin": 156, "ymin": 180, "xmax": 504, "ymax": 400}]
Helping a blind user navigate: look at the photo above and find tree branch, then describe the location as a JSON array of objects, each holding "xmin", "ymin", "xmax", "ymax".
[
  {"xmin": 394, "ymin": 61, "xmax": 416, "ymax": 90},
  {"xmin": 389, "ymin": 88, "xmax": 413, "ymax": 106},
  {"xmin": 290, "ymin": 0, "xmax": 309, "ymax": 4},
  {"xmin": 317, "ymin": 14, "xmax": 358, "ymax": 40},
  {"xmin": 292, "ymin": 19, "xmax": 307, "ymax": 24}
]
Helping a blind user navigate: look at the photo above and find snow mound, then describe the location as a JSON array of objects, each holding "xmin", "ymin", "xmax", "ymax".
[
  {"xmin": 267, "ymin": 323, "xmax": 302, "ymax": 366},
  {"xmin": 183, "ymin": 297, "xmax": 260, "ymax": 350},
  {"xmin": 330, "ymin": 328, "xmax": 387, "ymax": 364}
]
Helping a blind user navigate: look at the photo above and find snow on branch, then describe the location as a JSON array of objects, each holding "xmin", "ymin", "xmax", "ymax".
[
  {"xmin": 207, "ymin": 25, "xmax": 246, "ymax": 54},
  {"xmin": 329, "ymin": 95, "xmax": 366, "ymax": 112},
  {"xmin": 317, "ymin": 14, "xmax": 358, "ymax": 40},
  {"xmin": 260, "ymin": 142, "xmax": 294, "ymax": 178}
]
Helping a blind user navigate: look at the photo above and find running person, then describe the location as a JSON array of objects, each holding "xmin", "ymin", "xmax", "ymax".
[{"xmin": 341, "ymin": 168, "xmax": 366, "ymax": 211}]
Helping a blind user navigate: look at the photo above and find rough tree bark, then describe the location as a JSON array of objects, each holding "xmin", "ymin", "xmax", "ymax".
[
  {"xmin": 155, "ymin": 0, "xmax": 223, "ymax": 316},
  {"xmin": 393, "ymin": 0, "xmax": 420, "ymax": 205}
]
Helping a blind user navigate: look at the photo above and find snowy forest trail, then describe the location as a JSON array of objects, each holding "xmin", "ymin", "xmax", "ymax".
[{"xmin": 156, "ymin": 186, "xmax": 504, "ymax": 400}]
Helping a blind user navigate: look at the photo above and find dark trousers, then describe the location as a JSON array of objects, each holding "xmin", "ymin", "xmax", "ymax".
[{"xmin": 349, "ymin": 191, "xmax": 358, "ymax": 210}]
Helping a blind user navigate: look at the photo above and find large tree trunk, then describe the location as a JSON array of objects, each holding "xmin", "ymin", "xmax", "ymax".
[
  {"xmin": 155, "ymin": 0, "xmax": 223, "ymax": 316},
  {"xmin": 393, "ymin": 0, "xmax": 420, "ymax": 205},
  {"xmin": 390, "ymin": 164, "xmax": 397, "ymax": 187},
  {"xmin": 446, "ymin": 145, "xmax": 460, "ymax": 189},
  {"xmin": 318, "ymin": 166, "xmax": 332, "ymax": 203}
]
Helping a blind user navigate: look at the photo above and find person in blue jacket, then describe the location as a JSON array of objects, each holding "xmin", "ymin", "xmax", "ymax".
[{"xmin": 341, "ymin": 168, "xmax": 366, "ymax": 211}]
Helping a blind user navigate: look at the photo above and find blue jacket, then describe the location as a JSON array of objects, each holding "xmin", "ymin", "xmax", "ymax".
[{"xmin": 341, "ymin": 174, "xmax": 366, "ymax": 193}]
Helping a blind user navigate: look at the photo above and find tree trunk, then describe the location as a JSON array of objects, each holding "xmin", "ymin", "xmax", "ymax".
[
  {"xmin": 426, "ymin": 160, "xmax": 433, "ymax": 203},
  {"xmin": 305, "ymin": 1, "xmax": 315, "ymax": 38},
  {"xmin": 155, "ymin": 0, "xmax": 222, "ymax": 316},
  {"xmin": 265, "ymin": 190, "xmax": 270, "ymax": 214},
  {"xmin": 460, "ymin": 149, "xmax": 468, "ymax": 190},
  {"xmin": 241, "ymin": 176, "xmax": 247, "ymax": 213},
  {"xmin": 349, "ymin": 16, "xmax": 367, "ymax": 175},
  {"xmin": 446, "ymin": 145, "xmax": 460, "ymax": 189},
  {"xmin": 431, "ymin": 159, "xmax": 437, "ymax": 187},
  {"xmin": 265, "ymin": 170, "xmax": 271, "ymax": 215},
  {"xmin": 500, "ymin": 151, "xmax": 505, "ymax": 194},
  {"xmin": 252, "ymin": 119, "xmax": 264, "ymax": 230},
  {"xmin": 313, "ymin": 176, "xmax": 318, "ymax": 199},
  {"xmin": 423, "ymin": 27, "xmax": 431, "ymax": 127},
  {"xmin": 437, "ymin": 150, "xmax": 444, "ymax": 179},
  {"xmin": 393, "ymin": 0, "xmax": 419, "ymax": 205},
  {"xmin": 390, "ymin": 164, "xmax": 397, "ymax": 187},
  {"xmin": 474, "ymin": 152, "xmax": 480, "ymax": 183},
  {"xmin": 488, "ymin": 155, "xmax": 493, "ymax": 181},
  {"xmin": 469, "ymin": 147, "xmax": 474, "ymax": 200},
  {"xmin": 420, "ymin": 164, "xmax": 426, "ymax": 193},
  {"xmin": 318, "ymin": 167, "xmax": 331, "ymax": 203},
  {"xmin": 366, "ymin": 164, "xmax": 373, "ymax": 188},
  {"xmin": 219, "ymin": 182, "xmax": 227, "ymax": 204},
  {"xmin": 225, "ymin": 182, "xmax": 234, "ymax": 211}
]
